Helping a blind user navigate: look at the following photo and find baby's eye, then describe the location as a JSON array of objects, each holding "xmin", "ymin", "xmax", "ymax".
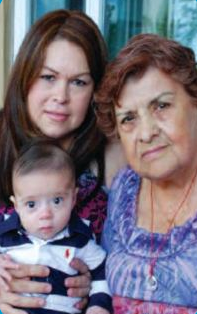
[
  {"xmin": 26, "ymin": 201, "xmax": 36, "ymax": 208},
  {"xmin": 53, "ymin": 197, "xmax": 63, "ymax": 205}
]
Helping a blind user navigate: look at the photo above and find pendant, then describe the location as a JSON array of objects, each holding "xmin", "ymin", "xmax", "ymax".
[{"xmin": 146, "ymin": 275, "xmax": 158, "ymax": 291}]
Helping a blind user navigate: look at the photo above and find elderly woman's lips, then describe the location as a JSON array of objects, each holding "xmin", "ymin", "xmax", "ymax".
[
  {"xmin": 142, "ymin": 146, "xmax": 167, "ymax": 159},
  {"xmin": 45, "ymin": 111, "xmax": 69, "ymax": 122}
]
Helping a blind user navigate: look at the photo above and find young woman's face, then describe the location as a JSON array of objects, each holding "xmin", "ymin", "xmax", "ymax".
[
  {"xmin": 27, "ymin": 39, "xmax": 94, "ymax": 145},
  {"xmin": 115, "ymin": 67, "xmax": 197, "ymax": 181}
]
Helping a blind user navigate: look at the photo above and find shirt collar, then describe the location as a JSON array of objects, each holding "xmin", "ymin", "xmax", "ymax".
[{"xmin": 0, "ymin": 211, "xmax": 93, "ymax": 239}]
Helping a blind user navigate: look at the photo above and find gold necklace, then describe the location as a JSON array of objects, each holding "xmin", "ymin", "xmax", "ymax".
[{"xmin": 146, "ymin": 169, "xmax": 197, "ymax": 291}]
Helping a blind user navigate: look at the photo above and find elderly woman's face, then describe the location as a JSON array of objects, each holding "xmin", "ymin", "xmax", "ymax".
[{"xmin": 115, "ymin": 67, "xmax": 197, "ymax": 180}]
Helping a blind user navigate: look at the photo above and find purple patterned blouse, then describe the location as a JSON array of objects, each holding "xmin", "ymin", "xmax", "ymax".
[
  {"xmin": 0, "ymin": 170, "xmax": 108, "ymax": 243},
  {"xmin": 103, "ymin": 166, "xmax": 197, "ymax": 313}
]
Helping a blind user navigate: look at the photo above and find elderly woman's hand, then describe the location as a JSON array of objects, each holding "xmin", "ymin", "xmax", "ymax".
[
  {"xmin": 0, "ymin": 263, "xmax": 51, "ymax": 313},
  {"xmin": 65, "ymin": 258, "xmax": 91, "ymax": 310}
]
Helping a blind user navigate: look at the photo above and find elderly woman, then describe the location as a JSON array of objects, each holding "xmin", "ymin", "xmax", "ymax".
[{"xmin": 95, "ymin": 34, "xmax": 197, "ymax": 313}]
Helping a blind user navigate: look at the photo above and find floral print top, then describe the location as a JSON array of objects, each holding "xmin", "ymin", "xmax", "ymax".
[{"xmin": 103, "ymin": 166, "xmax": 197, "ymax": 313}]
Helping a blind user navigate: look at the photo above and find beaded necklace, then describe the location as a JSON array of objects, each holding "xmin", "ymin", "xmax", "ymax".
[{"xmin": 147, "ymin": 169, "xmax": 197, "ymax": 291}]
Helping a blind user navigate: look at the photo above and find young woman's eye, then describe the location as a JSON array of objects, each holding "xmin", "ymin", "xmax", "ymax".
[
  {"xmin": 26, "ymin": 201, "xmax": 36, "ymax": 208},
  {"xmin": 53, "ymin": 197, "xmax": 63, "ymax": 205},
  {"xmin": 40, "ymin": 74, "xmax": 55, "ymax": 82},
  {"xmin": 72, "ymin": 79, "xmax": 86, "ymax": 86}
]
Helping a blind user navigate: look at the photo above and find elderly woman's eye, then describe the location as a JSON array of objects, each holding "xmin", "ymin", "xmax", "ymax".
[
  {"xmin": 121, "ymin": 115, "xmax": 135, "ymax": 124},
  {"xmin": 156, "ymin": 101, "xmax": 170, "ymax": 110}
]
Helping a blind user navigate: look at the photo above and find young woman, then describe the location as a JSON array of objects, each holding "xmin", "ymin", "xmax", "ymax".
[{"xmin": 0, "ymin": 9, "xmax": 125, "ymax": 314}]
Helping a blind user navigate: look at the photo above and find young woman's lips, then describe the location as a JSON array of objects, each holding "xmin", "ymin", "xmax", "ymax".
[
  {"xmin": 142, "ymin": 146, "xmax": 167, "ymax": 160},
  {"xmin": 45, "ymin": 111, "xmax": 69, "ymax": 122}
]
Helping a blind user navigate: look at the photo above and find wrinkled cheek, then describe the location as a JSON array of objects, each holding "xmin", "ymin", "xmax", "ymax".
[
  {"xmin": 120, "ymin": 136, "xmax": 134, "ymax": 155},
  {"xmin": 123, "ymin": 143, "xmax": 140, "ymax": 170},
  {"xmin": 123, "ymin": 147, "xmax": 135, "ymax": 167}
]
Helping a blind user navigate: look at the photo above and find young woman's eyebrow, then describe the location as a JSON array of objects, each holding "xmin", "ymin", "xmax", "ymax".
[
  {"xmin": 42, "ymin": 65, "xmax": 91, "ymax": 78},
  {"xmin": 42, "ymin": 65, "xmax": 58, "ymax": 74}
]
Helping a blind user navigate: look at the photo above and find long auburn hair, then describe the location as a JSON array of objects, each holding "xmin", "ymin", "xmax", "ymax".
[
  {"xmin": 95, "ymin": 33, "xmax": 197, "ymax": 137},
  {"xmin": 0, "ymin": 10, "xmax": 107, "ymax": 205}
]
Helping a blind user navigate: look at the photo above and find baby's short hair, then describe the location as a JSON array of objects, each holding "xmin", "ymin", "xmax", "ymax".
[{"xmin": 12, "ymin": 139, "xmax": 75, "ymax": 184}]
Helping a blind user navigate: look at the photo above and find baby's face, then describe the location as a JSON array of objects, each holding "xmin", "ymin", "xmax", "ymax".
[{"xmin": 11, "ymin": 169, "xmax": 77, "ymax": 240}]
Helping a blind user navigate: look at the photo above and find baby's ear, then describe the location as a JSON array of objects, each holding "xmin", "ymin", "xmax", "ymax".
[
  {"xmin": 72, "ymin": 187, "xmax": 78, "ymax": 207},
  {"xmin": 10, "ymin": 195, "xmax": 19, "ymax": 212},
  {"xmin": 10, "ymin": 195, "xmax": 16, "ymax": 206}
]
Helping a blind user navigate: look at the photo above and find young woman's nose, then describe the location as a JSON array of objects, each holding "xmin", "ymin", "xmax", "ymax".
[
  {"xmin": 139, "ymin": 115, "xmax": 159, "ymax": 143},
  {"xmin": 53, "ymin": 81, "xmax": 69, "ymax": 104}
]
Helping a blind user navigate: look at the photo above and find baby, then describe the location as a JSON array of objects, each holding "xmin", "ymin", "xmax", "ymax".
[{"xmin": 0, "ymin": 140, "xmax": 111, "ymax": 314}]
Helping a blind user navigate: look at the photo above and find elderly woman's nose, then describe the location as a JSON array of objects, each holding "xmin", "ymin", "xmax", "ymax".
[{"xmin": 139, "ymin": 115, "xmax": 159, "ymax": 142}]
